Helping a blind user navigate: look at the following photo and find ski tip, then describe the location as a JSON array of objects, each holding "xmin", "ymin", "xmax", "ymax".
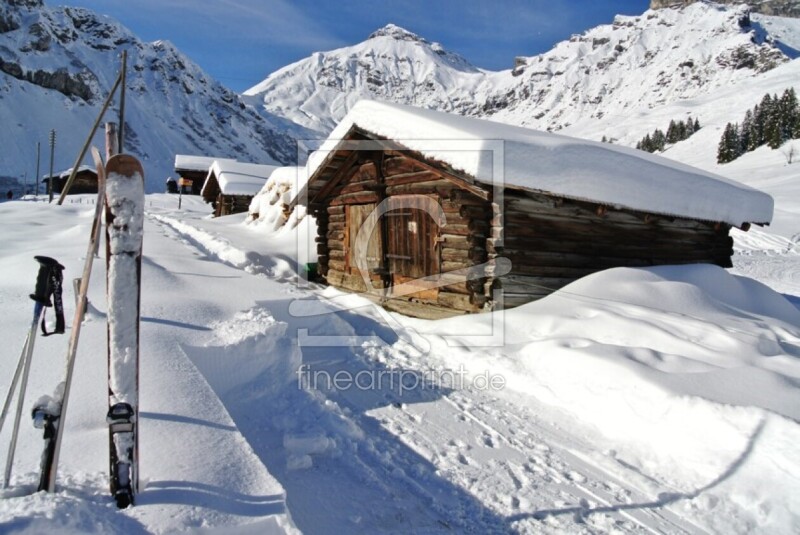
[{"xmin": 106, "ymin": 154, "xmax": 144, "ymax": 178}]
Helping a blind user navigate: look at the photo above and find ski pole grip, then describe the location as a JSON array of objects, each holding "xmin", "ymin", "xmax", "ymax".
[{"xmin": 30, "ymin": 256, "xmax": 64, "ymax": 306}]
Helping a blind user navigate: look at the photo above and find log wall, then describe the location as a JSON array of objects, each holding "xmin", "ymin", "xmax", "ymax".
[{"xmin": 494, "ymin": 189, "xmax": 734, "ymax": 306}]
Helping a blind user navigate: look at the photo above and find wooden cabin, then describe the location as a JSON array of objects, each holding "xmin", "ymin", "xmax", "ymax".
[
  {"xmin": 292, "ymin": 101, "xmax": 773, "ymax": 319},
  {"xmin": 174, "ymin": 155, "xmax": 236, "ymax": 195},
  {"xmin": 201, "ymin": 160, "xmax": 278, "ymax": 217},
  {"xmin": 46, "ymin": 165, "xmax": 99, "ymax": 195}
]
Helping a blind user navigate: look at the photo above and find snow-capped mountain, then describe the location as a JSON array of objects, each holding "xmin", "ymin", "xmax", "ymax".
[
  {"xmin": 651, "ymin": 0, "xmax": 800, "ymax": 18},
  {"xmin": 0, "ymin": 0, "xmax": 299, "ymax": 192},
  {"xmin": 243, "ymin": 23, "xmax": 487, "ymax": 134},
  {"xmin": 247, "ymin": 2, "xmax": 797, "ymax": 134}
]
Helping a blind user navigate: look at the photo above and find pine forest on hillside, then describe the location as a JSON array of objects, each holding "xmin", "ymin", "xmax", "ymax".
[{"xmin": 718, "ymin": 88, "xmax": 800, "ymax": 163}]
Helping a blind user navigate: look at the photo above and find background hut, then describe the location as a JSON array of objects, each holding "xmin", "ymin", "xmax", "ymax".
[
  {"xmin": 201, "ymin": 160, "xmax": 278, "ymax": 217},
  {"xmin": 292, "ymin": 101, "xmax": 773, "ymax": 319},
  {"xmin": 45, "ymin": 165, "xmax": 98, "ymax": 195},
  {"xmin": 174, "ymin": 155, "xmax": 236, "ymax": 195}
]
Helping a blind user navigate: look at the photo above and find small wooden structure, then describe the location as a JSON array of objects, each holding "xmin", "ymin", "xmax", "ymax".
[
  {"xmin": 292, "ymin": 101, "xmax": 773, "ymax": 319},
  {"xmin": 174, "ymin": 155, "xmax": 236, "ymax": 195},
  {"xmin": 46, "ymin": 166, "xmax": 98, "ymax": 195},
  {"xmin": 201, "ymin": 160, "xmax": 278, "ymax": 217}
]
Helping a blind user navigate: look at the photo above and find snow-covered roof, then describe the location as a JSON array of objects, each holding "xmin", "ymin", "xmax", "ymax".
[
  {"xmin": 43, "ymin": 165, "xmax": 95, "ymax": 179},
  {"xmin": 306, "ymin": 100, "xmax": 774, "ymax": 226},
  {"xmin": 202, "ymin": 160, "xmax": 279, "ymax": 197},
  {"xmin": 59, "ymin": 165, "xmax": 95, "ymax": 178},
  {"xmin": 174, "ymin": 155, "xmax": 236, "ymax": 173}
]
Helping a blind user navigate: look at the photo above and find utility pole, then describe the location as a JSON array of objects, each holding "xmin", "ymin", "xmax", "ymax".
[
  {"xmin": 118, "ymin": 50, "xmax": 127, "ymax": 154},
  {"xmin": 35, "ymin": 142, "xmax": 41, "ymax": 198},
  {"xmin": 48, "ymin": 130, "xmax": 56, "ymax": 203}
]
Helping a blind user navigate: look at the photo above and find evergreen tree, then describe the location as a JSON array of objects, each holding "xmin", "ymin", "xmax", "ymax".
[
  {"xmin": 717, "ymin": 122, "xmax": 741, "ymax": 164},
  {"xmin": 762, "ymin": 93, "xmax": 784, "ymax": 149},
  {"xmin": 778, "ymin": 88, "xmax": 798, "ymax": 143},
  {"xmin": 652, "ymin": 129, "xmax": 666, "ymax": 152},
  {"xmin": 685, "ymin": 117, "xmax": 695, "ymax": 136},
  {"xmin": 740, "ymin": 109, "xmax": 754, "ymax": 155},
  {"xmin": 666, "ymin": 120, "xmax": 679, "ymax": 143},
  {"xmin": 676, "ymin": 120, "xmax": 687, "ymax": 141},
  {"xmin": 694, "ymin": 117, "xmax": 700, "ymax": 131},
  {"xmin": 639, "ymin": 133, "xmax": 652, "ymax": 152},
  {"xmin": 793, "ymin": 108, "xmax": 800, "ymax": 139},
  {"xmin": 748, "ymin": 103, "xmax": 763, "ymax": 150}
]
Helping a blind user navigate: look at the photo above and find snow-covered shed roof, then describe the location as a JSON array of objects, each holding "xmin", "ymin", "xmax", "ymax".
[
  {"xmin": 174, "ymin": 155, "xmax": 236, "ymax": 173},
  {"xmin": 202, "ymin": 160, "xmax": 279, "ymax": 197},
  {"xmin": 43, "ymin": 165, "xmax": 95, "ymax": 179},
  {"xmin": 59, "ymin": 165, "xmax": 95, "ymax": 178},
  {"xmin": 305, "ymin": 100, "xmax": 773, "ymax": 227}
]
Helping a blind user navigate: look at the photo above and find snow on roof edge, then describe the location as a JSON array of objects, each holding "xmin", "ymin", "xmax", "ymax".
[{"xmin": 201, "ymin": 160, "xmax": 280, "ymax": 197}]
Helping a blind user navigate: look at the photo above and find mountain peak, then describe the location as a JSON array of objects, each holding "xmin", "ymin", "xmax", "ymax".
[
  {"xmin": 368, "ymin": 24, "xmax": 426, "ymax": 43},
  {"xmin": 650, "ymin": 0, "xmax": 800, "ymax": 18}
]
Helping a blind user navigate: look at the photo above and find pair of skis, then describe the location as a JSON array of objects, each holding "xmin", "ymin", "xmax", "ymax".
[{"xmin": 3, "ymin": 149, "xmax": 144, "ymax": 509}]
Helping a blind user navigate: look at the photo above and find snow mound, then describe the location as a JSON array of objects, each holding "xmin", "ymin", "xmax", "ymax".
[
  {"xmin": 559, "ymin": 263, "xmax": 800, "ymax": 325},
  {"xmin": 248, "ymin": 166, "xmax": 307, "ymax": 232},
  {"xmin": 411, "ymin": 263, "xmax": 800, "ymax": 531},
  {"xmin": 492, "ymin": 264, "xmax": 800, "ymax": 420}
]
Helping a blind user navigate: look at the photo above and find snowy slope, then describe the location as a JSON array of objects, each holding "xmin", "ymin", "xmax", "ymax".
[
  {"xmin": 247, "ymin": 3, "xmax": 793, "ymax": 134},
  {"xmin": 0, "ymin": 0, "xmax": 299, "ymax": 192}
]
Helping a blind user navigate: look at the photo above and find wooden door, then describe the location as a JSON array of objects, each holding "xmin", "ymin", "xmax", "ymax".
[
  {"xmin": 386, "ymin": 206, "xmax": 440, "ymax": 300},
  {"xmin": 345, "ymin": 203, "xmax": 383, "ymax": 287}
]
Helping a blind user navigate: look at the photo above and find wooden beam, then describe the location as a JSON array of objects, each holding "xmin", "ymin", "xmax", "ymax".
[{"xmin": 308, "ymin": 150, "xmax": 361, "ymax": 206}]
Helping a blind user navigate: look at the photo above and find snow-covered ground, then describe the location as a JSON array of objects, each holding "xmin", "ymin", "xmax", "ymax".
[{"xmin": 0, "ymin": 189, "xmax": 798, "ymax": 534}]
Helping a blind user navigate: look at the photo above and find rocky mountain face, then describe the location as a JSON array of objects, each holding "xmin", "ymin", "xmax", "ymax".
[
  {"xmin": 248, "ymin": 2, "xmax": 795, "ymax": 135},
  {"xmin": 0, "ymin": 0, "xmax": 299, "ymax": 191},
  {"xmin": 650, "ymin": 1, "xmax": 800, "ymax": 18},
  {"xmin": 243, "ymin": 23, "xmax": 486, "ymax": 134}
]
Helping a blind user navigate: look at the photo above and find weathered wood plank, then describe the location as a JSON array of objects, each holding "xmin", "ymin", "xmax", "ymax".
[
  {"xmin": 382, "ymin": 155, "xmax": 427, "ymax": 177},
  {"xmin": 330, "ymin": 191, "xmax": 381, "ymax": 206},
  {"xmin": 386, "ymin": 183, "xmax": 454, "ymax": 196},
  {"xmin": 383, "ymin": 298, "xmax": 467, "ymax": 320},
  {"xmin": 326, "ymin": 205, "xmax": 346, "ymax": 215},
  {"xmin": 338, "ymin": 181, "xmax": 386, "ymax": 196},
  {"xmin": 384, "ymin": 171, "xmax": 440, "ymax": 186},
  {"xmin": 437, "ymin": 291, "xmax": 479, "ymax": 312}
]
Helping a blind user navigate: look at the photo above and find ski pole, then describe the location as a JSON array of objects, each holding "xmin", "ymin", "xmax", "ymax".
[
  {"xmin": 3, "ymin": 256, "xmax": 64, "ymax": 488},
  {"xmin": 3, "ymin": 304, "xmax": 44, "ymax": 487},
  {"xmin": 0, "ymin": 330, "xmax": 34, "ymax": 438}
]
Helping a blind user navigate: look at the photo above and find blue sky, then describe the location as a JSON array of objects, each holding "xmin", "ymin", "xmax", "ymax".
[{"xmin": 63, "ymin": 0, "xmax": 651, "ymax": 92}]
